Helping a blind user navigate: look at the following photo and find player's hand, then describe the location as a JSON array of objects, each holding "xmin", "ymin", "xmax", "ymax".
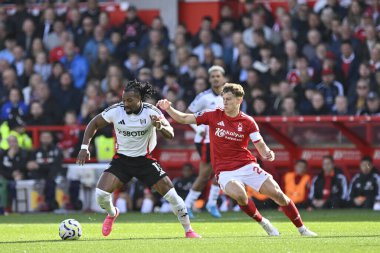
[
  {"xmin": 264, "ymin": 150, "xmax": 275, "ymax": 162},
  {"xmin": 150, "ymin": 115, "xmax": 163, "ymax": 129},
  {"xmin": 156, "ymin": 99, "xmax": 172, "ymax": 111},
  {"xmin": 76, "ymin": 149, "xmax": 91, "ymax": 165}
]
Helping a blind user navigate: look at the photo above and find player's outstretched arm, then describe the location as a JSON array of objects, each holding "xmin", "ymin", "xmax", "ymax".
[
  {"xmin": 76, "ymin": 114, "xmax": 110, "ymax": 165},
  {"xmin": 253, "ymin": 139, "xmax": 275, "ymax": 162},
  {"xmin": 150, "ymin": 115, "xmax": 174, "ymax": 139},
  {"xmin": 157, "ymin": 99, "xmax": 197, "ymax": 124}
]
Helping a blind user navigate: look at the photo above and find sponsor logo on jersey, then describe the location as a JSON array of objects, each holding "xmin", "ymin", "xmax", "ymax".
[
  {"xmin": 116, "ymin": 128, "xmax": 148, "ymax": 137},
  {"xmin": 215, "ymin": 128, "xmax": 244, "ymax": 138},
  {"xmin": 217, "ymin": 121, "xmax": 225, "ymax": 126},
  {"xmin": 118, "ymin": 120, "xmax": 125, "ymax": 125}
]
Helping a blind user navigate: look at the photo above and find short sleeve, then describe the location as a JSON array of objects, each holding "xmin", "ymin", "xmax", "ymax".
[
  {"xmin": 194, "ymin": 109, "xmax": 212, "ymax": 126},
  {"xmin": 188, "ymin": 94, "xmax": 205, "ymax": 113},
  {"xmin": 101, "ymin": 104, "xmax": 119, "ymax": 123},
  {"xmin": 248, "ymin": 117, "xmax": 261, "ymax": 143}
]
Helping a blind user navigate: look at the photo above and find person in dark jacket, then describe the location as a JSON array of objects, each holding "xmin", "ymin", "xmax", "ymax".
[
  {"xmin": 27, "ymin": 131, "xmax": 63, "ymax": 211},
  {"xmin": 348, "ymin": 156, "xmax": 380, "ymax": 209},
  {"xmin": 308, "ymin": 155, "xmax": 348, "ymax": 209}
]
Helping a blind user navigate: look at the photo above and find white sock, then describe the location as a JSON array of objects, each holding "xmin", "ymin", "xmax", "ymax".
[
  {"xmin": 115, "ymin": 198, "xmax": 127, "ymax": 213},
  {"xmin": 164, "ymin": 188, "xmax": 192, "ymax": 232},
  {"xmin": 95, "ymin": 188, "xmax": 116, "ymax": 216},
  {"xmin": 206, "ymin": 184, "xmax": 220, "ymax": 207},
  {"xmin": 298, "ymin": 225, "xmax": 306, "ymax": 232},
  {"xmin": 184, "ymin": 189, "xmax": 201, "ymax": 209}
]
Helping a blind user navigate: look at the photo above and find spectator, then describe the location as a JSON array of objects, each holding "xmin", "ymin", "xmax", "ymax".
[
  {"xmin": 121, "ymin": 5, "xmax": 146, "ymax": 49},
  {"xmin": 44, "ymin": 19, "xmax": 66, "ymax": 52},
  {"xmin": 350, "ymin": 78, "xmax": 371, "ymax": 115},
  {"xmin": 57, "ymin": 110, "xmax": 81, "ymax": 159},
  {"xmin": 307, "ymin": 90, "xmax": 330, "ymax": 115},
  {"xmin": 82, "ymin": 0, "xmax": 101, "ymax": 25},
  {"xmin": 283, "ymin": 159, "xmax": 311, "ymax": 208},
  {"xmin": 1, "ymin": 87, "xmax": 28, "ymax": 121},
  {"xmin": 0, "ymin": 135, "xmax": 30, "ymax": 213},
  {"xmin": 280, "ymin": 95, "xmax": 299, "ymax": 116},
  {"xmin": 52, "ymin": 72, "xmax": 83, "ymax": 118},
  {"xmin": 27, "ymin": 131, "xmax": 63, "ymax": 211},
  {"xmin": 76, "ymin": 16, "xmax": 94, "ymax": 52},
  {"xmin": 337, "ymin": 40, "xmax": 360, "ymax": 90},
  {"xmin": 123, "ymin": 50, "xmax": 145, "ymax": 80},
  {"xmin": 89, "ymin": 43, "xmax": 114, "ymax": 80},
  {"xmin": 0, "ymin": 35, "xmax": 16, "ymax": 64},
  {"xmin": 25, "ymin": 100, "xmax": 51, "ymax": 126},
  {"xmin": 315, "ymin": 68, "xmax": 344, "ymax": 110},
  {"xmin": 309, "ymin": 155, "xmax": 348, "ymax": 209},
  {"xmin": 60, "ymin": 41, "xmax": 89, "ymax": 90},
  {"xmin": 193, "ymin": 29, "xmax": 222, "ymax": 63},
  {"xmin": 34, "ymin": 83, "xmax": 61, "ymax": 125},
  {"xmin": 360, "ymin": 91, "xmax": 380, "ymax": 116},
  {"xmin": 33, "ymin": 51, "xmax": 52, "ymax": 81},
  {"xmin": 348, "ymin": 156, "xmax": 380, "ymax": 209},
  {"xmin": 331, "ymin": 95, "xmax": 351, "ymax": 115},
  {"xmin": 83, "ymin": 25, "xmax": 114, "ymax": 63},
  {"xmin": 302, "ymin": 29, "xmax": 322, "ymax": 62},
  {"xmin": 37, "ymin": 7, "xmax": 55, "ymax": 42},
  {"xmin": 12, "ymin": 46, "xmax": 26, "ymax": 78},
  {"xmin": 17, "ymin": 18, "xmax": 37, "ymax": 53}
]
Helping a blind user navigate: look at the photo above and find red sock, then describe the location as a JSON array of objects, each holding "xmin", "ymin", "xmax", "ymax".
[
  {"xmin": 281, "ymin": 200, "xmax": 303, "ymax": 228},
  {"xmin": 239, "ymin": 198, "xmax": 262, "ymax": 222}
]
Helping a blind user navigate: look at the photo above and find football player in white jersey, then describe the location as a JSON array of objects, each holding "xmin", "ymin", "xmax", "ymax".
[
  {"xmin": 185, "ymin": 65, "xmax": 225, "ymax": 218},
  {"xmin": 77, "ymin": 80, "xmax": 200, "ymax": 238}
]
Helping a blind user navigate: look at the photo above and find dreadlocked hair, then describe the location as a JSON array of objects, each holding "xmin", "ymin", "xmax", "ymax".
[{"xmin": 124, "ymin": 80, "xmax": 155, "ymax": 101}]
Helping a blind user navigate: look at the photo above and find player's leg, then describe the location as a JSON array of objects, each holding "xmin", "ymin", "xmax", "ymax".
[
  {"xmin": 153, "ymin": 176, "xmax": 201, "ymax": 238},
  {"xmin": 219, "ymin": 167, "xmax": 279, "ymax": 236},
  {"xmin": 96, "ymin": 171, "xmax": 124, "ymax": 236},
  {"xmin": 259, "ymin": 177, "xmax": 317, "ymax": 236},
  {"xmin": 184, "ymin": 143, "xmax": 213, "ymax": 212}
]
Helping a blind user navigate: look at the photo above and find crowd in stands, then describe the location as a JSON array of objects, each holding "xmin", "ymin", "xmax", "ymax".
[{"xmin": 1, "ymin": 0, "xmax": 380, "ymax": 213}]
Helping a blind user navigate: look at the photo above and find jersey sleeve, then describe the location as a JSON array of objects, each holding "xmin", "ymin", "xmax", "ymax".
[
  {"xmin": 101, "ymin": 104, "xmax": 119, "ymax": 123},
  {"xmin": 188, "ymin": 94, "xmax": 205, "ymax": 113},
  {"xmin": 248, "ymin": 116, "xmax": 262, "ymax": 143},
  {"xmin": 194, "ymin": 109, "xmax": 213, "ymax": 126},
  {"xmin": 149, "ymin": 104, "xmax": 170, "ymax": 126}
]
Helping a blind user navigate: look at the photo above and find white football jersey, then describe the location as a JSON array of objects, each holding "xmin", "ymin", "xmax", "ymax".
[
  {"xmin": 188, "ymin": 89, "xmax": 223, "ymax": 143},
  {"xmin": 101, "ymin": 102, "xmax": 168, "ymax": 157}
]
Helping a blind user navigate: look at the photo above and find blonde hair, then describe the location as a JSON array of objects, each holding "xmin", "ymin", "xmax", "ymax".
[{"xmin": 222, "ymin": 83, "xmax": 245, "ymax": 98}]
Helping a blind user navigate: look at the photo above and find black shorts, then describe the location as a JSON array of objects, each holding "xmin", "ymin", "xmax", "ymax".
[
  {"xmin": 104, "ymin": 154, "xmax": 167, "ymax": 187},
  {"xmin": 195, "ymin": 143, "xmax": 211, "ymax": 163}
]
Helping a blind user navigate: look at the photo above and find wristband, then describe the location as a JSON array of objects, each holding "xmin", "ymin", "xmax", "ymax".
[
  {"xmin": 157, "ymin": 124, "xmax": 163, "ymax": 130},
  {"xmin": 81, "ymin": 144, "xmax": 89, "ymax": 151}
]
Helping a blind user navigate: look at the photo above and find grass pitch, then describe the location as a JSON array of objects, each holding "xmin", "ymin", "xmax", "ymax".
[{"xmin": 0, "ymin": 209, "xmax": 379, "ymax": 253}]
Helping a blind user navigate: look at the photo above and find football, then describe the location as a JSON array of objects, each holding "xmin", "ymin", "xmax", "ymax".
[{"xmin": 59, "ymin": 219, "xmax": 82, "ymax": 240}]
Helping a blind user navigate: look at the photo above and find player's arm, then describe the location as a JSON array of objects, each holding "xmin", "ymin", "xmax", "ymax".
[
  {"xmin": 253, "ymin": 139, "xmax": 275, "ymax": 162},
  {"xmin": 150, "ymin": 115, "xmax": 174, "ymax": 139},
  {"xmin": 157, "ymin": 99, "xmax": 197, "ymax": 124},
  {"xmin": 76, "ymin": 114, "xmax": 110, "ymax": 165}
]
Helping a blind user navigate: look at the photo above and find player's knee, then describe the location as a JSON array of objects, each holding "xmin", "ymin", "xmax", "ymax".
[
  {"xmin": 275, "ymin": 190, "xmax": 289, "ymax": 206},
  {"xmin": 235, "ymin": 194, "xmax": 248, "ymax": 205}
]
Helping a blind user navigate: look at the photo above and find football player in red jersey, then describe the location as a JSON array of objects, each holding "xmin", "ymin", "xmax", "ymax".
[{"xmin": 157, "ymin": 83, "xmax": 317, "ymax": 236}]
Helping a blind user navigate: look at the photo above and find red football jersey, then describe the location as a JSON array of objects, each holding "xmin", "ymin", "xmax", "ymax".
[{"xmin": 195, "ymin": 108, "xmax": 261, "ymax": 174}]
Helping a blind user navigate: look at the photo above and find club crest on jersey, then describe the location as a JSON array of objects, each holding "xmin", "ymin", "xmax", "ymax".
[
  {"xmin": 238, "ymin": 122, "xmax": 243, "ymax": 132},
  {"xmin": 140, "ymin": 119, "xmax": 147, "ymax": 125}
]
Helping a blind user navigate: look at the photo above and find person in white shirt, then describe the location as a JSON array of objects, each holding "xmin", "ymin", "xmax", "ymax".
[
  {"xmin": 185, "ymin": 66, "xmax": 224, "ymax": 218},
  {"xmin": 76, "ymin": 80, "xmax": 200, "ymax": 238}
]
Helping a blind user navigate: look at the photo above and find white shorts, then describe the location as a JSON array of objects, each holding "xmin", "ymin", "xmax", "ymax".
[{"xmin": 217, "ymin": 163, "xmax": 272, "ymax": 192}]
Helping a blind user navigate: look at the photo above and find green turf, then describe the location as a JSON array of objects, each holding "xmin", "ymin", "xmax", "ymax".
[{"xmin": 0, "ymin": 209, "xmax": 379, "ymax": 253}]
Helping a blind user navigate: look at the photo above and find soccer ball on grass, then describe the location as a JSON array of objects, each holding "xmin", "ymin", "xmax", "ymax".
[{"xmin": 59, "ymin": 219, "xmax": 82, "ymax": 240}]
